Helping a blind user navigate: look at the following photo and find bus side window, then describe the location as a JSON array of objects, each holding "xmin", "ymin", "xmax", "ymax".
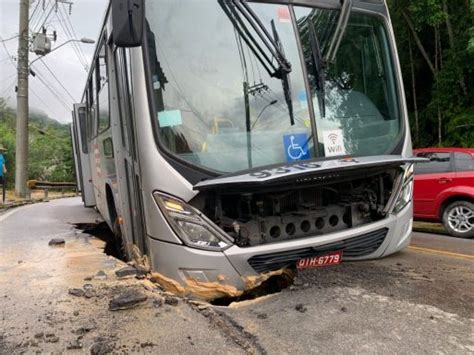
[
  {"xmin": 115, "ymin": 47, "xmax": 137, "ymax": 160},
  {"xmin": 86, "ymin": 80, "xmax": 92, "ymax": 141},
  {"xmin": 114, "ymin": 47, "xmax": 131, "ymax": 151},
  {"xmin": 78, "ymin": 107, "xmax": 88, "ymax": 154},
  {"xmin": 87, "ymin": 70, "xmax": 98, "ymax": 140},
  {"xmin": 98, "ymin": 40, "xmax": 110, "ymax": 133},
  {"xmin": 125, "ymin": 49, "xmax": 138, "ymax": 161}
]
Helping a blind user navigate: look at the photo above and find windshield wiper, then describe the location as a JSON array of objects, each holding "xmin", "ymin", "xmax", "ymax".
[
  {"xmin": 218, "ymin": 0, "xmax": 295, "ymax": 125},
  {"xmin": 304, "ymin": 0, "xmax": 353, "ymax": 118},
  {"xmin": 324, "ymin": 0, "xmax": 353, "ymax": 64},
  {"xmin": 270, "ymin": 19, "xmax": 294, "ymax": 126},
  {"xmin": 308, "ymin": 22, "xmax": 326, "ymax": 118}
]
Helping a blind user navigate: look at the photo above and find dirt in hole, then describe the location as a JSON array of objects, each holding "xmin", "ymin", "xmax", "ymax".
[
  {"xmin": 210, "ymin": 272, "xmax": 294, "ymax": 306},
  {"xmin": 73, "ymin": 222, "xmax": 124, "ymax": 261}
]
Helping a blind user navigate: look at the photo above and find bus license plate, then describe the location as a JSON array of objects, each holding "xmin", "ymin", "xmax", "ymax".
[{"xmin": 296, "ymin": 251, "xmax": 343, "ymax": 270}]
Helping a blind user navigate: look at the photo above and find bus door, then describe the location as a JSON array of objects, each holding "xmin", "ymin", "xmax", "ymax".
[
  {"xmin": 70, "ymin": 119, "xmax": 82, "ymax": 193},
  {"xmin": 73, "ymin": 103, "xmax": 96, "ymax": 207},
  {"xmin": 113, "ymin": 47, "xmax": 147, "ymax": 256}
]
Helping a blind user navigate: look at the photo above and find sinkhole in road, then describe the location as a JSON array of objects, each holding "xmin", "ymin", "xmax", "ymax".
[
  {"xmin": 210, "ymin": 271, "xmax": 295, "ymax": 306},
  {"xmin": 73, "ymin": 222, "xmax": 124, "ymax": 260},
  {"xmin": 72, "ymin": 222, "xmax": 295, "ymax": 305}
]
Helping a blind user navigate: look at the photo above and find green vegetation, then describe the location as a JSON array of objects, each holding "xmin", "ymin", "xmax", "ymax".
[
  {"xmin": 0, "ymin": 98, "xmax": 74, "ymax": 187},
  {"xmin": 388, "ymin": 0, "xmax": 474, "ymax": 148}
]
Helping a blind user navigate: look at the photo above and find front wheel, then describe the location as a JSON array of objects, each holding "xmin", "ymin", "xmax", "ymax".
[
  {"xmin": 112, "ymin": 217, "xmax": 127, "ymax": 260},
  {"xmin": 442, "ymin": 201, "xmax": 474, "ymax": 238}
]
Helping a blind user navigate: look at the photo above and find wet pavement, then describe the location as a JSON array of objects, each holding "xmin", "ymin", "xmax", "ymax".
[
  {"xmin": 0, "ymin": 198, "xmax": 243, "ymax": 354},
  {"xmin": 0, "ymin": 198, "xmax": 473, "ymax": 354}
]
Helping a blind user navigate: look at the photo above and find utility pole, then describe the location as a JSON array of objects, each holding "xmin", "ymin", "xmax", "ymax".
[{"xmin": 15, "ymin": 0, "xmax": 30, "ymax": 197}]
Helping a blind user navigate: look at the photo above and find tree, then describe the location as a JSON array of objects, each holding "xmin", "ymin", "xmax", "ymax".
[{"xmin": 388, "ymin": 0, "xmax": 473, "ymax": 148}]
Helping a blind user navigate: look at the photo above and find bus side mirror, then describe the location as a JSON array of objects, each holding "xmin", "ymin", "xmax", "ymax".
[{"xmin": 112, "ymin": 0, "xmax": 144, "ymax": 47}]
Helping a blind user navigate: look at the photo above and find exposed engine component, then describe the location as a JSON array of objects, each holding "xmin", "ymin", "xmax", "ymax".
[{"xmin": 195, "ymin": 168, "xmax": 398, "ymax": 247}]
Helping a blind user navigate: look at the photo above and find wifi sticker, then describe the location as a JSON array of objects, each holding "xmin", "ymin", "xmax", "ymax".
[
  {"xmin": 323, "ymin": 129, "xmax": 346, "ymax": 157},
  {"xmin": 328, "ymin": 133, "xmax": 338, "ymax": 144}
]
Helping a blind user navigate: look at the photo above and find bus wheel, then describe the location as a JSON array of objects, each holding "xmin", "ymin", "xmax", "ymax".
[{"xmin": 112, "ymin": 217, "xmax": 127, "ymax": 260}]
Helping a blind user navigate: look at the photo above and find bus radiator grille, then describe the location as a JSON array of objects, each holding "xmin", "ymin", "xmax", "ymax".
[{"xmin": 247, "ymin": 228, "xmax": 388, "ymax": 273}]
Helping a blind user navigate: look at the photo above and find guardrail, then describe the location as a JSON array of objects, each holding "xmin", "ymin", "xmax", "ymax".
[{"xmin": 27, "ymin": 180, "xmax": 78, "ymax": 201}]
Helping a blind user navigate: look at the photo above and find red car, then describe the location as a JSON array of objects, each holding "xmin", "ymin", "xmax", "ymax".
[{"xmin": 413, "ymin": 148, "xmax": 474, "ymax": 238}]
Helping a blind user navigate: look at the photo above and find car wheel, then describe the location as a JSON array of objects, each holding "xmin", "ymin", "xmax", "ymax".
[{"xmin": 442, "ymin": 201, "xmax": 474, "ymax": 238}]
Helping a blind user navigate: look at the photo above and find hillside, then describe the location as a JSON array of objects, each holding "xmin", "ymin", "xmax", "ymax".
[{"xmin": 0, "ymin": 98, "xmax": 75, "ymax": 186}]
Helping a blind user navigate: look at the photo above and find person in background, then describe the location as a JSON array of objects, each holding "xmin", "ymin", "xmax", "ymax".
[{"xmin": 0, "ymin": 144, "xmax": 7, "ymax": 204}]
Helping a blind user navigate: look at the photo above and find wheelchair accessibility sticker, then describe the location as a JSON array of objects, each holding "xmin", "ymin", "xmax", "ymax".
[{"xmin": 283, "ymin": 133, "xmax": 310, "ymax": 162}]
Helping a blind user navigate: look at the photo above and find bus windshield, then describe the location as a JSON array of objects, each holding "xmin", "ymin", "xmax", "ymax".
[{"xmin": 145, "ymin": 1, "xmax": 401, "ymax": 173}]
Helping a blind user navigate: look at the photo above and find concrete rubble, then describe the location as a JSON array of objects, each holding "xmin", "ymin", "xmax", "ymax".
[
  {"xmin": 115, "ymin": 266, "xmax": 139, "ymax": 279},
  {"xmin": 93, "ymin": 270, "xmax": 107, "ymax": 280},
  {"xmin": 48, "ymin": 238, "xmax": 65, "ymax": 246},
  {"xmin": 109, "ymin": 290, "xmax": 148, "ymax": 311}
]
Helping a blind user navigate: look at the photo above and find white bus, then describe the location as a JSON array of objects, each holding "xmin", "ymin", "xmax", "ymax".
[{"xmin": 72, "ymin": 0, "xmax": 423, "ymax": 297}]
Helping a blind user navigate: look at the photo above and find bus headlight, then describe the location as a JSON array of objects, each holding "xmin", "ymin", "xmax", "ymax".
[
  {"xmin": 393, "ymin": 164, "xmax": 414, "ymax": 214},
  {"xmin": 153, "ymin": 192, "xmax": 232, "ymax": 251}
]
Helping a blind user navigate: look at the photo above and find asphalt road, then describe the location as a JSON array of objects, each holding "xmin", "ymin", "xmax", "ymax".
[{"xmin": 0, "ymin": 198, "xmax": 472, "ymax": 354}]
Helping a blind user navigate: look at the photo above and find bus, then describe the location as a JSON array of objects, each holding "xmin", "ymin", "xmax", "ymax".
[{"xmin": 72, "ymin": 0, "xmax": 424, "ymax": 298}]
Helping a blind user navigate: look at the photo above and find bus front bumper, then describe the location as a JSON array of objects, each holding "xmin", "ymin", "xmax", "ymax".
[{"xmin": 147, "ymin": 203, "xmax": 413, "ymax": 299}]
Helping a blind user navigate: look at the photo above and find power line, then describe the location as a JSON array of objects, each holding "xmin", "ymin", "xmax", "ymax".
[
  {"xmin": 0, "ymin": 57, "xmax": 15, "ymax": 64},
  {"xmin": 0, "ymin": 36, "xmax": 18, "ymax": 100},
  {"xmin": 30, "ymin": 0, "xmax": 53, "ymax": 33},
  {"xmin": 34, "ymin": 69, "xmax": 72, "ymax": 111},
  {"xmin": 38, "ymin": 58, "xmax": 76, "ymax": 101},
  {"xmin": 0, "ymin": 37, "xmax": 17, "ymax": 67},
  {"xmin": 0, "ymin": 78, "xmax": 16, "ymax": 98},
  {"xmin": 0, "ymin": 33, "xmax": 69, "ymax": 112},
  {"xmin": 59, "ymin": 4, "xmax": 88, "ymax": 64},
  {"xmin": 36, "ymin": 1, "xmax": 56, "ymax": 33},
  {"xmin": 30, "ymin": 0, "xmax": 47, "ymax": 31},
  {"xmin": 30, "ymin": 1, "xmax": 90, "ymax": 73},
  {"xmin": 30, "ymin": 87, "xmax": 51, "ymax": 108},
  {"xmin": 56, "ymin": 4, "xmax": 89, "ymax": 71},
  {"xmin": 29, "ymin": 0, "xmax": 41, "ymax": 21},
  {"xmin": 0, "ymin": 34, "xmax": 19, "ymax": 42},
  {"xmin": 61, "ymin": 5, "xmax": 89, "ymax": 70},
  {"xmin": 36, "ymin": 80, "xmax": 71, "ymax": 111},
  {"xmin": 30, "ymin": 86, "xmax": 64, "ymax": 119}
]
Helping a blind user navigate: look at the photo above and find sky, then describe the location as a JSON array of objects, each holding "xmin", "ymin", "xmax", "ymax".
[{"xmin": 0, "ymin": 0, "xmax": 108, "ymax": 123}]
